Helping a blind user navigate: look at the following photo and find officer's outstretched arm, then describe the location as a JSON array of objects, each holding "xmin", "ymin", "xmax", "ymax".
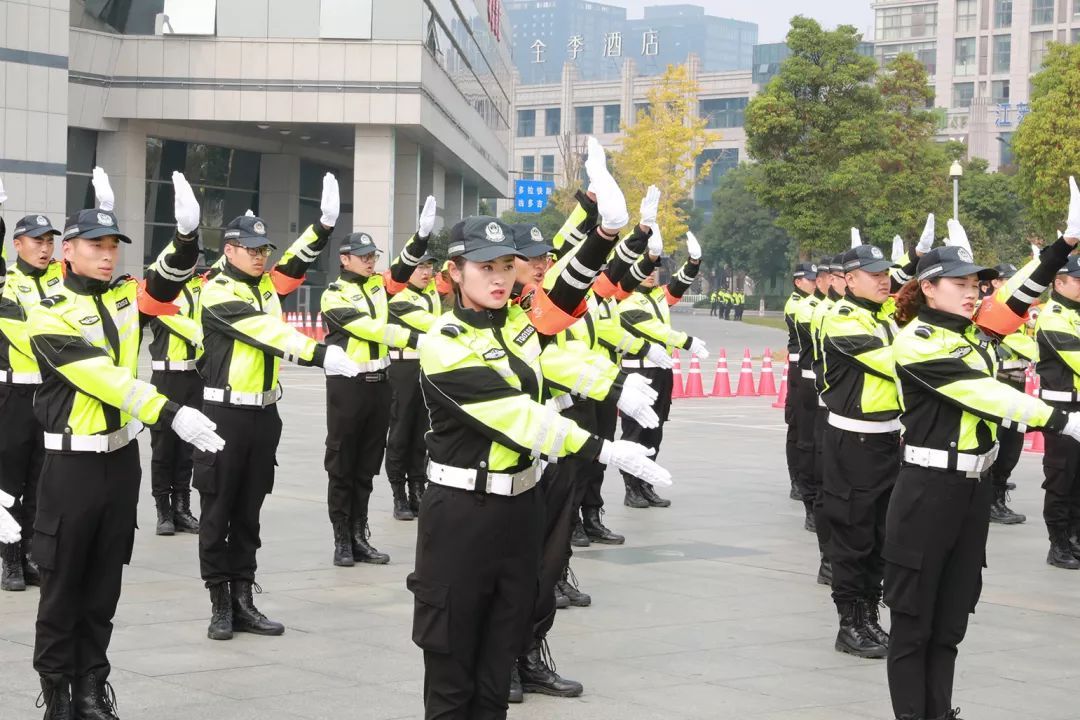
[
  {"xmin": 977, "ymin": 234, "xmax": 1073, "ymax": 336},
  {"xmin": 621, "ymin": 254, "xmax": 658, "ymax": 296},
  {"xmin": 1003, "ymin": 329, "xmax": 1038, "ymax": 361},
  {"xmin": 619, "ymin": 297, "xmax": 691, "ymax": 351},
  {"xmin": 551, "ymin": 190, "xmax": 598, "ymax": 260},
  {"xmin": 596, "ymin": 318, "xmax": 646, "ymax": 358},
  {"xmin": 540, "ymin": 338, "xmax": 624, "ymax": 403},
  {"xmin": 201, "ymin": 286, "xmax": 325, "ymax": 367},
  {"xmin": 822, "ymin": 311, "xmax": 895, "ymax": 379},
  {"xmin": 664, "ymin": 260, "xmax": 700, "ymax": 306},
  {"xmin": 156, "ymin": 312, "xmax": 203, "ymax": 348},
  {"xmin": 142, "ymin": 235, "xmax": 200, "ymax": 311},
  {"xmin": 388, "ymin": 294, "xmax": 439, "ymax": 336},
  {"xmin": 0, "ymin": 298, "xmax": 33, "ymax": 360},
  {"xmin": 321, "ymin": 284, "xmax": 414, "ymax": 349},
  {"xmin": 592, "ymin": 225, "xmax": 650, "ymax": 300},
  {"xmin": 420, "ymin": 333, "xmax": 605, "ymax": 462},
  {"xmin": 1036, "ymin": 311, "xmax": 1080, "ymax": 377},
  {"xmin": 889, "ymin": 249, "xmax": 918, "ymax": 295},
  {"xmin": 269, "ymin": 223, "xmax": 333, "ymax": 297},
  {"xmin": 385, "ymin": 196, "xmax": 437, "ymax": 295},
  {"xmin": 29, "ymin": 304, "xmax": 179, "ymax": 427}
]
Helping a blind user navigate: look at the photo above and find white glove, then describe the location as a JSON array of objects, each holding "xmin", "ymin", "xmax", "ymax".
[
  {"xmin": 891, "ymin": 235, "xmax": 906, "ymax": 264},
  {"xmin": 639, "ymin": 185, "xmax": 660, "ymax": 226},
  {"xmin": 415, "ymin": 333, "xmax": 428, "ymax": 351},
  {"xmin": 645, "ymin": 343, "xmax": 674, "ymax": 369},
  {"xmin": 647, "ymin": 224, "xmax": 663, "ymax": 257},
  {"xmin": 688, "ymin": 336, "xmax": 709, "ymax": 360},
  {"xmin": 616, "ymin": 375, "xmax": 659, "ymax": 429},
  {"xmin": 597, "ymin": 440, "xmax": 672, "ymax": 487},
  {"xmin": 850, "ymin": 228, "xmax": 862, "ymax": 249},
  {"xmin": 1063, "ymin": 412, "xmax": 1080, "ymax": 442},
  {"xmin": 1032, "ymin": 243, "xmax": 1041, "ymax": 261},
  {"xmin": 171, "ymin": 406, "xmax": 226, "ymax": 453},
  {"xmin": 946, "ymin": 219, "xmax": 973, "ymax": 255},
  {"xmin": 686, "ymin": 231, "xmax": 702, "ymax": 261},
  {"xmin": 916, "ymin": 213, "xmax": 935, "ymax": 254},
  {"xmin": 0, "ymin": 489, "xmax": 14, "ymax": 508},
  {"xmin": 585, "ymin": 137, "xmax": 629, "ymax": 231},
  {"xmin": 245, "ymin": 209, "xmax": 256, "ymax": 217},
  {"xmin": 418, "ymin": 195, "xmax": 438, "ymax": 238},
  {"xmin": 0, "ymin": 175, "xmax": 7, "ymax": 205},
  {"xmin": 320, "ymin": 173, "xmax": 340, "ymax": 228},
  {"xmin": 92, "ymin": 167, "xmax": 115, "ymax": 212},
  {"xmin": 0, "ymin": 506, "xmax": 20, "ymax": 545},
  {"xmin": 172, "ymin": 171, "xmax": 201, "ymax": 236},
  {"xmin": 1066, "ymin": 176, "xmax": 1080, "ymax": 239},
  {"xmin": 323, "ymin": 343, "xmax": 361, "ymax": 377}
]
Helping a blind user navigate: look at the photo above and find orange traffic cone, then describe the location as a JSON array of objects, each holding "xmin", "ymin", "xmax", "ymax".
[
  {"xmin": 1024, "ymin": 366, "xmax": 1037, "ymax": 395},
  {"xmin": 710, "ymin": 350, "xmax": 732, "ymax": 398},
  {"xmin": 685, "ymin": 356, "xmax": 706, "ymax": 398},
  {"xmin": 757, "ymin": 348, "xmax": 778, "ymax": 396},
  {"xmin": 1025, "ymin": 368, "xmax": 1044, "ymax": 453},
  {"xmin": 315, "ymin": 312, "xmax": 326, "ymax": 341},
  {"xmin": 735, "ymin": 348, "xmax": 757, "ymax": 397},
  {"xmin": 286, "ymin": 312, "xmax": 294, "ymax": 330},
  {"xmin": 671, "ymin": 350, "xmax": 685, "ymax": 399},
  {"xmin": 772, "ymin": 355, "xmax": 789, "ymax": 409}
]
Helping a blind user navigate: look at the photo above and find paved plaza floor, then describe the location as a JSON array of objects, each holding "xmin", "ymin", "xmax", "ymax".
[{"xmin": 2, "ymin": 315, "xmax": 1079, "ymax": 719}]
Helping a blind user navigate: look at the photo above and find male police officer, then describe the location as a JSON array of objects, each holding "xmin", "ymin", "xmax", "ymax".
[{"xmin": 783, "ymin": 263, "xmax": 817, "ymax": 503}]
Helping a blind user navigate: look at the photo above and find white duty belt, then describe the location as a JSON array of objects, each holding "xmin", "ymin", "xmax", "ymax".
[
  {"xmin": 204, "ymin": 386, "xmax": 282, "ymax": 408},
  {"xmin": 788, "ymin": 353, "xmax": 800, "ymax": 362},
  {"xmin": 427, "ymin": 461, "xmax": 539, "ymax": 497},
  {"xmin": 0, "ymin": 369, "xmax": 42, "ymax": 385},
  {"xmin": 1039, "ymin": 389, "xmax": 1080, "ymax": 403},
  {"xmin": 801, "ymin": 369, "xmax": 816, "ymax": 380},
  {"xmin": 622, "ymin": 357, "xmax": 669, "ymax": 370},
  {"xmin": 353, "ymin": 357, "xmax": 392, "ymax": 372},
  {"xmin": 391, "ymin": 349, "xmax": 420, "ymax": 361},
  {"xmin": 151, "ymin": 359, "xmax": 199, "ymax": 372},
  {"xmin": 828, "ymin": 412, "xmax": 902, "ymax": 434},
  {"xmin": 43, "ymin": 420, "xmax": 143, "ymax": 453},
  {"xmin": 903, "ymin": 443, "xmax": 999, "ymax": 476}
]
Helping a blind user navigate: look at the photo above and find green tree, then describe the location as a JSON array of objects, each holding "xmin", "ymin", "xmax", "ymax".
[
  {"xmin": 498, "ymin": 202, "xmax": 566, "ymax": 241},
  {"xmin": 955, "ymin": 158, "xmax": 1034, "ymax": 266},
  {"xmin": 1012, "ymin": 42, "xmax": 1080, "ymax": 235}
]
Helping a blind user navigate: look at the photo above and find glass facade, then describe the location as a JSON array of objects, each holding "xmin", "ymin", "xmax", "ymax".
[
  {"xmin": 954, "ymin": 37, "xmax": 976, "ymax": 76},
  {"xmin": 544, "ymin": 108, "xmax": 561, "ymax": 136},
  {"xmin": 575, "ymin": 106, "xmax": 593, "ymax": 135},
  {"xmin": 992, "ymin": 79, "xmax": 1010, "ymax": 105},
  {"xmin": 875, "ymin": 3, "xmax": 937, "ymax": 41},
  {"xmin": 1031, "ymin": 31, "xmax": 1053, "ymax": 68},
  {"xmin": 693, "ymin": 148, "xmax": 739, "ymax": 208},
  {"xmin": 876, "ymin": 42, "xmax": 937, "ymax": 75},
  {"xmin": 517, "ymin": 109, "xmax": 536, "ymax": 137},
  {"xmin": 66, "ymin": 128, "xmax": 99, "ymax": 217},
  {"xmin": 1032, "ymin": 0, "xmax": 1055, "ymax": 24},
  {"xmin": 521, "ymin": 155, "xmax": 535, "ymax": 180},
  {"xmin": 602, "ymin": 104, "xmax": 621, "ymax": 133},
  {"xmin": 953, "ymin": 82, "xmax": 975, "ymax": 108},
  {"xmin": 993, "ymin": 35, "xmax": 1011, "ymax": 73},
  {"xmin": 994, "ymin": 0, "xmax": 1013, "ymax": 28},
  {"xmin": 81, "ymin": 0, "xmax": 164, "ymax": 34},
  {"xmin": 540, "ymin": 154, "xmax": 555, "ymax": 182},
  {"xmin": 700, "ymin": 98, "xmax": 748, "ymax": 129},
  {"xmin": 955, "ymin": 0, "xmax": 977, "ymax": 32}
]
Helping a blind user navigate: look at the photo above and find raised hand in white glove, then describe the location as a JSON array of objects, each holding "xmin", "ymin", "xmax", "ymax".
[
  {"xmin": 645, "ymin": 343, "xmax": 674, "ymax": 369},
  {"xmin": 1062, "ymin": 412, "xmax": 1080, "ymax": 442},
  {"xmin": 171, "ymin": 406, "xmax": 226, "ymax": 453},
  {"xmin": 323, "ymin": 343, "xmax": 361, "ymax": 377},
  {"xmin": 0, "ymin": 489, "xmax": 14, "ymax": 508},
  {"xmin": 850, "ymin": 228, "xmax": 862, "ymax": 249},
  {"xmin": 1066, "ymin": 176, "xmax": 1080, "ymax": 240},
  {"xmin": 0, "ymin": 506, "xmax": 19, "ymax": 545},
  {"xmin": 172, "ymin": 171, "xmax": 201, "ymax": 236},
  {"xmin": 688, "ymin": 336, "xmax": 709, "ymax": 360},
  {"xmin": 616, "ymin": 375, "xmax": 660, "ymax": 429},
  {"xmin": 1031, "ymin": 243, "xmax": 1041, "ymax": 261},
  {"xmin": 320, "ymin": 172, "xmax": 340, "ymax": 228},
  {"xmin": 418, "ymin": 195, "xmax": 438, "ymax": 238},
  {"xmin": 0, "ymin": 175, "xmax": 7, "ymax": 205},
  {"xmin": 686, "ymin": 231, "xmax": 703, "ymax": 261},
  {"xmin": 597, "ymin": 440, "xmax": 672, "ymax": 487},
  {"xmin": 92, "ymin": 167, "xmax": 115, "ymax": 212},
  {"xmin": 891, "ymin": 235, "xmax": 906, "ymax": 264},
  {"xmin": 946, "ymin": 219, "xmax": 973, "ymax": 255},
  {"xmin": 584, "ymin": 137, "xmax": 608, "ymax": 192},
  {"xmin": 639, "ymin": 185, "xmax": 661, "ymax": 227},
  {"xmin": 584, "ymin": 137, "xmax": 629, "ymax": 231},
  {"xmin": 916, "ymin": 213, "xmax": 935, "ymax": 255},
  {"xmin": 647, "ymin": 224, "xmax": 663, "ymax": 257}
]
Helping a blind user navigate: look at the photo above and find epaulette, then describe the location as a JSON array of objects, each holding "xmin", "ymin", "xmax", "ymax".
[
  {"xmin": 110, "ymin": 274, "xmax": 135, "ymax": 288},
  {"xmin": 327, "ymin": 282, "xmax": 341, "ymax": 292},
  {"xmin": 837, "ymin": 306, "xmax": 852, "ymax": 316},
  {"xmin": 40, "ymin": 295, "xmax": 67, "ymax": 308},
  {"xmin": 914, "ymin": 325, "xmax": 933, "ymax": 339},
  {"xmin": 1052, "ymin": 304, "xmax": 1062, "ymax": 313},
  {"xmin": 214, "ymin": 277, "xmax": 229, "ymax": 285},
  {"xmin": 441, "ymin": 324, "xmax": 464, "ymax": 338}
]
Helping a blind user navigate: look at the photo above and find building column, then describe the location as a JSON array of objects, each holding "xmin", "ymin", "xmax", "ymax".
[
  {"xmin": 352, "ymin": 125, "xmax": 396, "ymax": 266},
  {"xmin": 258, "ymin": 154, "xmax": 301, "ymax": 239},
  {"xmin": 392, "ymin": 138, "xmax": 420, "ymax": 257},
  {"xmin": 462, "ymin": 183, "xmax": 479, "ymax": 217},
  {"xmin": 95, "ymin": 122, "xmax": 147, "ymax": 278},
  {"xmin": 444, "ymin": 173, "xmax": 464, "ymax": 226},
  {"xmin": 621, "ymin": 57, "xmax": 637, "ymax": 128}
]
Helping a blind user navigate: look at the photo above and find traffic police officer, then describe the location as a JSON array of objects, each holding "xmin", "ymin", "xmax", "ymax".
[
  {"xmin": 29, "ymin": 169, "xmax": 224, "ymax": 719},
  {"xmin": 0, "ymin": 211, "xmax": 62, "ymax": 590},
  {"xmin": 784, "ymin": 262, "xmax": 817, "ymax": 503}
]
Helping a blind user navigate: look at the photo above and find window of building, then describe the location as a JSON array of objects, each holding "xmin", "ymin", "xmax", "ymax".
[
  {"xmin": 953, "ymin": 82, "xmax": 975, "ymax": 108},
  {"xmin": 1032, "ymin": 0, "xmax": 1054, "ymax": 24},
  {"xmin": 875, "ymin": 3, "xmax": 938, "ymax": 41},
  {"xmin": 1031, "ymin": 30, "xmax": 1054, "ymax": 67},
  {"xmin": 693, "ymin": 148, "xmax": 739, "ymax": 207},
  {"xmin": 994, "ymin": 0, "xmax": 1012, "ymax": 27},
  {"xmin": 521, "ymin": 155, "xmax": 535, "ymax": 181},
  {"xmin": 603, "ymin": 104, "xmax": 621, "ymax": 133},
  {"xmin": 1075, "ymin": 0, "xmax": 1080, "ymax": 18},
  {"xmin": 541, "ymin": 155, "xmax": 555, "ymax": 182},
  {"xmin": 575, "ymin": 106, "xmax": 593, "ymax": 135},
  {"xmin": 954, "ymin": 37, "xmax": 976, "ymax": 75},
  {"xmin": 700, "ymin": 98, "xmax": 749, "ymax": 129},
  {"xmin": 634, "ymin": 102, "xmax": 651, "ymax": 120},
  {"xmin": 1073, "ymin": 27, "xmax": 1080, "ymax": 43},
  {"xmin": 992, "ymin": 35, "xmax": 1011, "ymax": 73},
  {"xmin": 544, "ymin": 108, "xmax": 561, "ymax": 136},
  {"xmin": 876, "ymin": 41, "xmax": 937, "ymax": 75},
  {"xmin": 66, "ymin": 128, "xmax": 99, "ymax": 216},
  {"xmin": 955, "ymin": 0, "xmax": 977, "ymax": 32},
  {"xmin": 517, "ymin": 109, "xmax": 536, "ymax": 137},
  {"xmin": 992, "ymin": 80, "xmax": 1010, "ymax": 105}
]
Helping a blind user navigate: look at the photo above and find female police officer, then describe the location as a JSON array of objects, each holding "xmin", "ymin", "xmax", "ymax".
[{"xmin": 886, "ymin": 225, "xmax": 1080, "ymax": 720}]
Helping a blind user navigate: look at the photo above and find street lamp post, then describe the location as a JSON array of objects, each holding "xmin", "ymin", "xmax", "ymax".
[{"xmin": 950, "ymin": 160, "xmax": 964, "ymax": 221}]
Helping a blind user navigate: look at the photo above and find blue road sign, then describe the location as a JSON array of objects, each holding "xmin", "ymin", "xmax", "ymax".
[{"xmin": 514, "ymin": 179, "xmax": 555, "ymax": 214}]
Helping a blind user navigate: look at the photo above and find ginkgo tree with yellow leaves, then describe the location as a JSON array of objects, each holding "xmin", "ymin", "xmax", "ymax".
[{"xmin": 609, "ymin": 63, "xmax": 719, "ymax": 251}]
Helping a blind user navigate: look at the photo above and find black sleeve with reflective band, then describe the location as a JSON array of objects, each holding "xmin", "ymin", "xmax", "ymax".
[
  {"xmin": 622, "ymin": 254, "xmax": 658, "ymax": 294},
  {"xmin": 604, "ymin": 226, "xmax": 650, "ymax": 286},
  {"xmin": 667, "ymin": 261, "xmax": 700, "ymax": 300}
]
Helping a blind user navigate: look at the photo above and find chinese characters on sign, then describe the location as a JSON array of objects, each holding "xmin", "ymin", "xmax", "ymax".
[
  {"xmin": 514, "ymin": 180, "xmax": 555, "ymax": 214},
  {"xmin": 530, "ymin": 30, "xmax": 659, "ymax": 63},
  {"xmin": 993, "ymin": 103, "xmax": 1030, "ymax": 128}
]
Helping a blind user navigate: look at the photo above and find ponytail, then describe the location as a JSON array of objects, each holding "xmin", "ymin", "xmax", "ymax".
[{"xmin": 894, "ymin": 279, "xmax": 929, "ymax": 326}]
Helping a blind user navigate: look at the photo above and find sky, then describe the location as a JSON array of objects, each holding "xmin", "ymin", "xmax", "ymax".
[{"xmin": 614, "ymin": 0, "xmax": 875, "ymax": 44}]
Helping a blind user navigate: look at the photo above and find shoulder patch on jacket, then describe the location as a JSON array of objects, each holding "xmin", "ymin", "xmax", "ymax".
[
  {"xmin": 40, "ymin": 295, "xmax": 67, "ymax": 308},
  {"xmin": 837, "ymin": 306, "xmax": 852, "ymax": 316},
  {"xmin": 327, "ymin": 282, "xmax": 341, "ymax": 292},
  {"xmin": 215, "ymin": 277, "xmax": 229, "ymax": 285},
  {"xmin": 914, "ymin": 325, "xmax": 933, "ymax": 339},
  {"xmin": 441, "ymin": 324, "xmax": 463, "ymax": 338},
  {"xmin": 513, "ymin": 324, "xmax": 537, "ymax": 346},
  {"xmin": 482, "ymin": 348, "xmax": 506, "ymax": 361},
  {"xmin": 950, "ymin": 346, "xmax": 972, "ymax": 359},
  {"xmin": 1052, "ymin": 304, "xmax": 1063, "ymax": 313}
]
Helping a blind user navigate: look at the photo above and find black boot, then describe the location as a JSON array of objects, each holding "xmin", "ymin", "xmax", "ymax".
[
  {"xmin": 207, "ymin": 582, "xmax": 233, "ymax": 640},
  {"xmin": 789, "ymin": 480, "xmax": 803, "ymax": 502},
  {"xmin": 1047, "ymin": 531, "xmax": 1080, "ymax": 569},
  {"xmin": 570, "ymin": 517, "xmax": 590, "ymax": 548},
  {"xmin": 352, "ymin": 519, "xmax": 390, "ymax": 564},
  {"xmin": 331, "ymin": 521, "xmax": 354, "ymax": 567},
  {"xmin": 623, "ymin": 477, "xmax": 648, "ymax": 509},
  {"xmin": 988, "ymin": 486, "xmax": 1025, "ymax": 525},
  {"xmin": 71, "ymin": 668, "xmax": 119, "ymax": 720},
  {"xmin": 172, "ymin": 489, "xmax": 200, "ymax": 533},
  {"xmin": 1, "ymin": 541, "xmax": 26, "ymax": 591},
  {"xmin": 582, "ymin": 507, "xmax": 624, "ymax": 545},
  {"xmin": 391, "ymin": 482, "xmax": 415, "ymax": 521},
  {"xmin": 1069, "ymin": 528, "xmax": 1080, "ymax": 558},
  {"xmin": 231, "ymin": 579, "xmax": 285, "ymax": 635},
  {"xmin": 36, "ymin": 673, "xmax": 72, "ymax": 720},
  {"xmin": 556, "ymin": 566, "xmax": 591, "ymax": 607},
  {"xmin": 408, "ymin": 479, "xmax": 425, "ymax": 516},
  {"xmin": 860, "ymin": 596, "xmax": 890, "ymax": 648},
  {"xmin": 154, "ymin": 494, "xmax": 175, "ymax": 536},
  {"xmin": 816, "ymin": 556, "xmax": 832, "ymax": 586},
  {"xmin": 517, "ymin": 640, "xmax": 583, "ymax": 697},
  {"xmin": 23, "ymin": 536, "xmax": 41, "ymax": 586},
  {"xmin": 508, "ymin": 665, "xmax": 524, "ymax": 704},
  {"xmin": 639, "ymin": 481, "xmax": 671, "ymax": 507},
  {"xmin": 554, "ymin": 585, "xmax": 570, "ymax": 609},
  {"xmin": 803, "ymin": 504, "xmax": 816, "ymax": 533},
  {"xmin": 834, "ymin": 601, "xmax": 887, "ymax": 659},
  {"xmin": 930, "ymin": 709, "xmax": 964, "ymax": 720}
]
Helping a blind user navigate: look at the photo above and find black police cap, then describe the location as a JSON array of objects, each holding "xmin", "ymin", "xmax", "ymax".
[
  {"xmin": 223, "ymin": 215, "xmax": 275, "ymax": 249},
  {"xmin": 447, "ymin": 217, "xmax": 524, "ymax": 262},
  {"xmin": 916, "ymin": 246, "xmax": 997, "ymax": 282},
  {"xmin": 339, "ymin": 232, "xmax": 379, "ymax": 256},
  {"xmin": 62, "ymin": 209, "xmax": 131, "ymax": 244},
  {"xmin": 1057, "ymin": 256, "xmax": 1080, "ymax": 278},
  {"xmin": 511, "ymin": 223, "xmax": 554, "ymax": 258},
  {"xmin": 841, "ymin": 245, "xmax": 896, "ymax": 274},
  {"xmin": 13, "ymin": 214, "xmax": 60, "ymax": 240},
  {"xmin": 792, "ymin": 262, "xmax": 818, "ymax": 279}
]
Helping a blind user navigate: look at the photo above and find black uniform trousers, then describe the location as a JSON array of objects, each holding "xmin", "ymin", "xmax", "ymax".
[
  {"xmin": 0, "ymin": 383, "xmax": 44, "ymax": 539},
  {"xmin": 820, "ymin": 425, "xmax": 898, "ymax": 605},
  {"xmin": 580, "ymin": 394, "xmax": 617, "ymax": 512},
  {"xmin": 386, "ymin": 359, "xmax": 429, "ymax": 484},
  {"xmin": 194, "ymin": 404, "xmax": 281, "ymax": 586},
  {"xmin": 1041, "ymin": 431, "xmax": 1080, "ymax": 539},
  {"xmin": 324, "ymin": 373, "xmax": 391, "ymax": 525},
  {"xmin": 883, "ymin": 466, "xmax": 991, "ymax": 720},
  {"xmin": 784, "ymin": 363, "xmax": 800, "ymax": 488},
  {"xmin": 619, "ymin": 367, "xmax": 674, "ymax": 486},
  {"xmin": 792, "ymin": 372, "xmax": 818, "ymax": 505},
  {"xmin": 33, "ymin": 441, "xmax": 140, "ymax": 678},
  {"xmin": 148, "ymin": 370, "xmax": 203, "ymax": 497},
  {"xmin": 988, "ymin": 377, "xmax": 1026, "ymax": 492},
  {"xmin": 811, "ymin": 405, "xmax": 831, "ymax": 556},
  {"xmin": 409, "ymin": 483, "xmax": 542, "ymax": 720}
]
